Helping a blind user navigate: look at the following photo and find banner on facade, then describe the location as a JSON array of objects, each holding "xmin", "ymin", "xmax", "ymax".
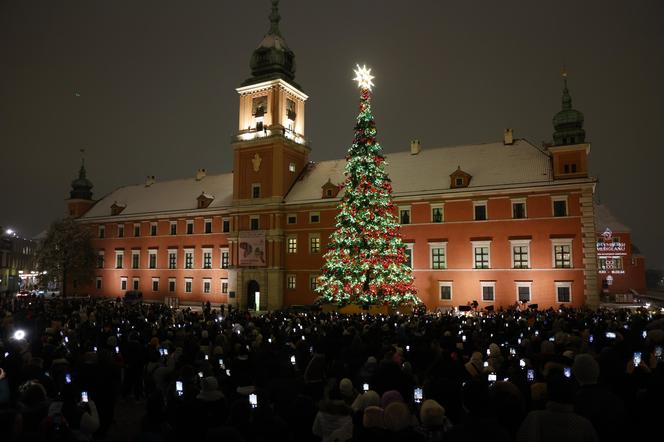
[{"xmin": 238, "ymin": 231, "xmax": 266, "ymax": 266}]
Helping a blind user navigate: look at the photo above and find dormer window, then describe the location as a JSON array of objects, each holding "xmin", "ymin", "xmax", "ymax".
[
  {"xmin": 450, "ymin": 166, "xmax": 472, "ymax": 189},
  {"xmin": 197, "ymin": 192, "xmax": 214, "ymax": 209},
  {"xmin": 110, "ymin": 201, "xmax": 126, "ymax": 216},
  {"xmin": 321, "ymin": 179, "xmax": 340, "ymax": 199}
]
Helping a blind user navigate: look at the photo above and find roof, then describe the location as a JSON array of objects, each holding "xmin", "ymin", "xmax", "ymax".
[
  {"xmin": 595, "ymin": 204, "xmax": 631, "ymax": 233},
  {"xmin": 80, "ymin": 173, "xmax": 233, "ymax": 220},
  {"xmin": 285, "ymin": 139, "xmax": 553, "ymax": 204}
]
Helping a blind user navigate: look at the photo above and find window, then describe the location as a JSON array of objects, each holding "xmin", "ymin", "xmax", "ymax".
[
  {"xmin": 150, "ymin": 223, "xmax": 157, "ymax": 236},
  {"xmin": 185, "ymin": 278, "xmax": 193, "ymax": 293},
  {"xmin": 287, "ymin": 274, "xmax": 296, "ymax": 289},
  {"xmin": 115, "ymin": 251, "xmax": 124, "ymax": 269},
  {"xmin": 132, "ymin": 251, "xmax": 140, "ymax": 269},
  {"xmin": 431, "ymin": 206, "xmax": 444, "ymax": 223},
  {"xmin": 289, "ymin": 162, "xmax": 296, "ymax": 173},
  {"xmin": 599, "ymin": 257, "xmax": 623, "ymax": 271},
  {"xmin": 287, "ymin": 214, "xmax": 297, "ymax": 225},
  {"xmin": 556, "ymin": 282, "xmax": 572, "ymax": 303},
  {"xmin": 97, "ymin": 251, "xmax": 105, "ymax": 269},
  {"xmin": 148, "ymin": 250, "xmax": 157, "ymax": 269},
  {"xmin": 204, "ymin": 219, "xmax": 212, "ymax": 234},
  {"xmin": 203, "ymin": 279, "xmax": 211, "ymax": 294},
  {"xmin": 133, "ymin": 223, "xmax": 140, "ymax": 237},
  {"xmin": 152, "ymin": 278, "xmax": 159, "ymax": 292},
  {"xmin": 287, "ymin": 236, "xmax": 298, "ymax": 254},
  {"xmin": 510, "ymin": 240, "xmax": 530, "ymax": 269},
  {"xmin": 117, "ymin": 224, "xmax": 125, "ymax": 238},
  {"xmin": 429, "ymin": 242, "xmax": 447, "ymax": 270},
  {"xmin": 472, "ymin": 241, "xmax": 491, "ymax": 269},
  {"xmin": 474, "ymin": 201, "xmax": 487, "ymax": 221},
  {"xmin": 399, "ymin": 207, "xmax": 411, "ymax": 224},
  {"xmin": 186, "ymin": 220, "xmax": 194, "ymax": 234},
  {"xmin": 221, "ymin": 279, "xmax": 228, "ymax": 294},
  {"xmin": 132, "ymin": 278, "xmax": 139, "ymax": 290},
  {"xmin": 250, "ymin": 216, "xmax": 259, "ymax": 230},
  {"xmin": 516, "ymin": 282, "xmax": 532, "ymax": 303},
  {"xmin": 170, "ymin": 221, "xmax": 177, "ymax": 235},
  {"xmin": 310, "ymin": 235, "xmax": 320, "ymax": 254},
  {"xmin": 220, "ymin": 248, "xmax": 229, "ymax": 269},
  {"xmin": 310, "ymin": 275, "xmax": 319, "ymax": 291},
  {"xmin": 481, "ymin": 281, "xmax": 496, "ymax": 302},
  {"xmin": 512, "ymin": 199, "xmax": 526, "ymax": 219},
  {"xmin": 120, "ymin": 277, "xmax": 127, "ymax": 291},
  {"xmin": 96, "ymin": 277, "xmax": 102, "ymax": 289},
  {"xmin": 439, "ymin": 282, "xmax": 452, "ymax": 300},
  {"xmin": 455, "ymin": 177, "xmax": 464, "ymax": 187},
  {"xmin": 251, "ymin": 184, "xmax": 261, "ymax": 199},
  {"xmin": 222, "ymin": 218, "xmax": 230, "ymax": 233},
  {"xmin": 168, "ymin": 250, "xmax": 177, "ymax": 269},
  {"xmin": 309, "ymin": 212, "xmax": 320, "ymax": 224},
  {"xmin": 185, "ymin": 250, "xmax": 194, "ymax": 269},
  {"xmin": 552, "ymin": 197, "xmax": 568, "ymax": 217},
  {"xmin": 203, "ymin": 249, "xmax": 212, "ymax": 269},
  {"xmin": 404, "ymin": 243, "xmax": 414, "ymax": 269},
  {"xmin": 98, "ymin": 225, "xmax": 105, "ymax": 238},
  {"xmin": 552, "ymin": 239, "xmax": 573, "ymax": 268},
  {"xmin": 168, "ymin": 278, "xmax": 176, "ymax": 292}
]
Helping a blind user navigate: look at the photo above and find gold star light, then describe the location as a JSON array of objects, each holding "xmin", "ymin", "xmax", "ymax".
[{"xmin": 353, "ymin": 64, "xmax": 375, "ymax": 90}]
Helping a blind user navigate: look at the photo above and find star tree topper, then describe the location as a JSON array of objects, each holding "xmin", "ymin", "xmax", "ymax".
[{"xmin": 353, "ymin": 64, "xmax": 375, "ymax": 90}]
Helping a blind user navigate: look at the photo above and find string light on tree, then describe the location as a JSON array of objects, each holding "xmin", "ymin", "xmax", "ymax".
[{"xmin": 315, "ymin": 65, "xmax": 418, "ymax": 307}]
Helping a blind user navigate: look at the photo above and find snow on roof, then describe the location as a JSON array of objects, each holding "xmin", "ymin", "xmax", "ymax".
[
  {"xmin": 285, "ymin": 139, "xmax": 552, "ymax": 204},
  {"xmin": 595, "ymin": 204, "xmax": 631, "ymax": 233},
  {"xmin": 81, "ymin": 173, "xmax": 233, "ymax": 220}
]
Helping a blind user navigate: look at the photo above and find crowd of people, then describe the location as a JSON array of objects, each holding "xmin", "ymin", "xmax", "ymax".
[{"xmin": 0, "ymin": 295, "xmax": 663, "ymax": 442}]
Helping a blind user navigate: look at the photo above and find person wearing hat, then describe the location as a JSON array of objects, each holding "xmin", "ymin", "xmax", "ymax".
[
  {"xmin": 416, "ymin": 399, "xmax": 450, "ymax": 441},
  {"xmin": 192, "ymin": 376, "xmax": 227, "ymax": 439},
  {"xmin": 339, "ymin": 378, "xmax": 357, "ymax": 405},
  {"xmin": 383, "ymin": 401, "xmax": 423, "ymax": 442}
]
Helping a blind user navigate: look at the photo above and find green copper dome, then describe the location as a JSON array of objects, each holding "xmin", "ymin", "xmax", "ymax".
[
  {"xmin": 552, "ymin": 74, "xmax": 586, "ymax": 146},
  {"xmin": 241, "ymin": 0, "xmax": 300, "ymax": 90},
  {"xmin": 70, "ymin": 160, "xmax": 93, "ymax": 200}
]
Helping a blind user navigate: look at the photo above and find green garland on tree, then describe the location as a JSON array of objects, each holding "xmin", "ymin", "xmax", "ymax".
[{"xmin": 315, "ymin": 65, "xmax": 419, "ymax": 307}]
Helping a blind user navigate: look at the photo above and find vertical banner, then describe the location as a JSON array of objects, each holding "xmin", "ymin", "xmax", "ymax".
[{"xmin": 238, "ymin": 231, "xmax": 266, "ymax": 266}]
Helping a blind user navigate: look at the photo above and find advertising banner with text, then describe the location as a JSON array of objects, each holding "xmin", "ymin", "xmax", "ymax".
[{"xmin": 238, "ymin": 231, "xmax": 266, "ymax": 266}]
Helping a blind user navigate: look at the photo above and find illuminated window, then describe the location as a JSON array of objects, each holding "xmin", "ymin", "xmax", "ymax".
[
  {"xmin": 185, "ymin": 250, "xmax": 193, "ymax": 269},
  {"xmin": 472, "ymin": 241, "xmax": 491, "ymax": 269},
  {"xmin": 221, "ymin": 279, "xmax": 228, "ymax": 294},
  {"xmin": 289, "ymin": 162, "xmax": 296, "ymax": 173},
  {"xmin": 203, "ymin": 249, "xmax": 212, "ymax": 269},
  {"xmin": 220, "ymin": 248, "xmax": 229, "ymax": 269},
  {"xmin": 287, "ymin": 274, "xmax": 296, "ymax": 289},
  {"xmin": 203, "ymin": 278, "xmax": 211, "ymax": 294},
  {"xmin": 552, "ymin": 239, "xmax": 573, "ymax": 268},
  {"xmin": 309, "ymin": 235, "xmax": 320, "ymax": 253},
  {"xmin": 429, "ymin": 242, "xmax": 447, "ymax": 269},
  {"xmin": 287, "ymin": 236, "xmax": 297, "ymax": 254},
  {"xmin": 439, "ymin": 281, "xmax": 452, "ymax": 300},
  {"xmin": 310, "ymin": 274, "xmax": 319, "ymax": 291},
  {"xmin": 510, "ymin": 240, "xmax": 530, "ymax": 269},
  {"xmin": 168, "ymin": 250, "xmax": 177, "ymax": 269}
]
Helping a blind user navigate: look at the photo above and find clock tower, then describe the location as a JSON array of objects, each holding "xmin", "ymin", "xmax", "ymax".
[{"xmin": 229, "ymin": 0, "xmax": 309, "ymax": 310}]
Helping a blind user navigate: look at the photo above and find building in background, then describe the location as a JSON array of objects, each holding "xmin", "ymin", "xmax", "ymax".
[
  {"xmin": 64, "ymin": 1, "xmax": 613, "ymax": 310},
  {"xmin": 0, "ymin": 228, "xmax": 38, "ymax": 296},
  {"xmin": 595, "ymin": 204, "xmax": 647, "ymax": 301}
]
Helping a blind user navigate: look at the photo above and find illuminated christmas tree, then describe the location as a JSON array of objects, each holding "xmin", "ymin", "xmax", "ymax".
[{"xmin": 316, "ymin": 65, "xmax": 419, "ymax": 307}]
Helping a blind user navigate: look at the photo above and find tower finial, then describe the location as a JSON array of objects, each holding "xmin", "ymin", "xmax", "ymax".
[
  {"xmin": 79, "ymin": 148, "xmax": 87, "ymax": 178},
  {"xmin": 269, "ymin": 0, "xmax": 281, "ymax": 35}
]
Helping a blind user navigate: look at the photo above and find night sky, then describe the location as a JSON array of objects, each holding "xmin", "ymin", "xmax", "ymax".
[{"xmin": 1, "ymin": 0, "xmax": 662, "ymax": 268}]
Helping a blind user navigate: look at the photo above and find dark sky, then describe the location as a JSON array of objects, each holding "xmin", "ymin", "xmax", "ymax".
[{"xmin": 1, "ymin": 0, "xmax": 663, "ymax": 268}]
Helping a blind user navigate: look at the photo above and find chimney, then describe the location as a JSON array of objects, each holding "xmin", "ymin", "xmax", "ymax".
[
  {"xmin": 410, "ymin": 139, "xmax": 422, "ymax": 155},
  {"xmin": 503, "ymin": 128, "xmax": 514, "ymax": 145},
  {"xmin": 195, "ymin": 168, "xmax": 207, "ymax": 181},
  {"xmin": 145, "ymin": 175, "xmax": 156, "ymax": 187}
]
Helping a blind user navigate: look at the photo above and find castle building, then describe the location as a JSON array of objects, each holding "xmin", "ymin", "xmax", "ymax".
[{"xmin": 66, "ymin": 1, "xmax": 643, "ymax": 311}]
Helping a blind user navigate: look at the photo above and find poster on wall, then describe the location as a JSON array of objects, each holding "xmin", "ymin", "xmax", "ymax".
[{"xmin": 239, "ymin": 231, "xmax": 266, "ymax": 266}]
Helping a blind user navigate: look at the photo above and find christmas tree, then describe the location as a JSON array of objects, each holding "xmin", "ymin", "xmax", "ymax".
[{"xmin": 316, "ymin": 65, "xmax": 419, "ymax": 307}]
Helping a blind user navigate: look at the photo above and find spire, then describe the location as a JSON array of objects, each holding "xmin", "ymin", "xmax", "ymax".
[
  {"xmin": 268, "ymin": 0, "xmax": 281, "ymax": 36},
  {"xmin": 242, "ymin": 0, "xmax": 300, "ymax": 90},
  {"xmin": 70, "ymin": 149, "xmax": 93, "ymax": 200},
  {"xmin": 552, "ymin": 69, "xmax": 585, "ymax": 146}
]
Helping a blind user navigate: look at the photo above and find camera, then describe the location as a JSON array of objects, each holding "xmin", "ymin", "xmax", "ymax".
[
  {"xmin": 290, "ymin": 355, "xmax": 296, "ymax": 366},
  {"xmin": 363, "ymin": 383, "xmax": 369, "ymax": 392},
  {"xmin": 249, "ymin": 393, "xmax": 258, "ymax": 408},
  {"xmin": 605, "ymin": 332, "xmax": 616, "ymax": 339},
  {"xmin": 519, "ymin": 358, "xmax": 526, "ymax": 368},
  {"xmin": 633, "ymin": 352, "xmax": 642, "ymax": 367},
  {"xmin": 65, "ymin": 373, "xmax": 72, "ymax": 384},
  {"xmin": 564, "ymin": 367, "xmax": 571, "ymax": 378},
  {"xmin": 488, "ymin": 373, "xmax": 497, "ymax": 383},
  {"xmin": 81, "ymin": 391, "xmax": 88, "ymax": 403},
  {"xmin": 175, "ymin": 381, "xmax": 183, "ymax": 397},
  {"xmin": 527, "ymin": 369, "xmax": 535, "ymax": 382}
]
